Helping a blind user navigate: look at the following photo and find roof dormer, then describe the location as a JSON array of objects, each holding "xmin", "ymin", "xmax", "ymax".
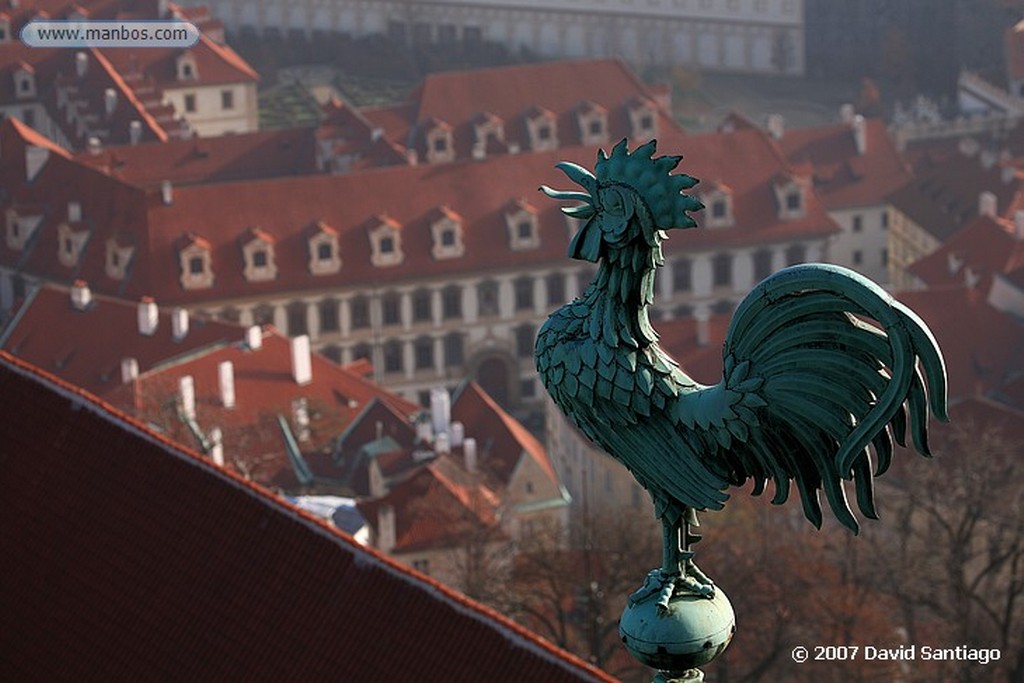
[
  {"xmin": 307, "ymin": 221, "xmax": 341, "ymax": 276},
  {"xmin": 14, "ymin": 63, "xmax": 35, "ymax": 99},
  {"xmin": 430, "ymin": 206, "xmax": 465, "ymax": 260},
  {"xmin": 701, "ymin": 181, "xmax": 735, "ymax": 229},
  {"xmin": 105, "ymin": 238, "xmax": 135, "ymax": 281},
  {"xmin": 627, "ymin": 97, "xmax": 658, "ymax": 141},
  {"xmin": 57, "ymin": 220, "xmax": 89, "ymax": 268},
  {"xmin": 5, "ymin": 206, "xmax": 43, "ymax": 251},
  {"xmin": 505, "ymin": 198, "xmax": 541, "ymax": 251},
  {"xmin": 472, "ymin": 111, "xmax": 504, "ymax": 159},
  {"xmin": 772, "ymin": 172, "xmax": 808, "ymax": 221},
  {"xmin": 369, "ymin": 214, "xmax": 404, "ymax": 267},
  {"xmin": 178, "ymin": 233, "xmax": 214, "ymax": 290},
  {"xmin": 0, "ymin": 15, "xmax": 11, "ymax": 44},
  {"xmin": 423, "ymin": 118, "xmax": 454, "ymax": 164},
  {"xmin": 576, "ymin": 101, "xmax": 608, "ymax": 146},
  {"xmin": 176, "ymin": 52, "xmax": 198, "ymax": 81},
  {"xmin": 240, "ymin": 227, "xmax": 277, "ymax": 282},
  {"xmin": 524, "ymin": 106, "xmax": 557, "ymax": 151}
]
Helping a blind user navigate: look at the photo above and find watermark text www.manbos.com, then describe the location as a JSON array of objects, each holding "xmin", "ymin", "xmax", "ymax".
[
  {"xmin": 791, "ymin": 644, "xmax": 1002, "ymax": 666},
  {"xmin": 21, "ymin": 20, "xmax": 200, "ymax": 48}
]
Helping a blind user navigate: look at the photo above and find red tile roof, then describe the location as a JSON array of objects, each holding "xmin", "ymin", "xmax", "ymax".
[
  {"xmin": 908, "ymin": 213, "xmax": 1024, "ymax": 292},
  {"xmin": 778, "ymin": 118, "xmax": 912, "ymax": 209},
  {"xmin": 0, "ymin": 282, "xmax": 241, "ymax": 399},
  {"xmin": 0, "ymin": 350, "xmax": 614, "ymax": 682}
]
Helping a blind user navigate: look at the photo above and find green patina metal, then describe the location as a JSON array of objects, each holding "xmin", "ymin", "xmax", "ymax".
[{"xmin": 536, "ymin": 139, "xmax": 949, "ymax": 680}]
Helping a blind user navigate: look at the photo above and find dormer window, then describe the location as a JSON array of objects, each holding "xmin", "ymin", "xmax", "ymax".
[
  {"xmin": 5, "ymin": 208, "xmax": 42, "ymax": 251},
  {"xmin": 430, "ymin": 206, "xmax": 465, "ymax": 260},
  {"xmin": 505, "ymin": 198, "xmax": 540, "ymax": 251},
  {"xmin": 241, "ymin": 227, "xmax": 277, "ymax": 282},
  {"xmin": 307, "ymin": 221, "xmax": 341, "ymax": 275},
  {"xmin": 14, "ymin": 65, "xmax": 35, "ymax": 99},
  {"xmin": 773, "ymin": 173, "xmax": 807, "ymax": 220},
  {"xmin": 0, "ymin": 17, "xmax": 11, "ymax": 44},
  {"xmin": 424, "ymin": 118, "xmax": 454, "ymax": 164},
  {"xmin": 179, "ymin": 234, "xmax": 213, "ymax": 289},
  {"xmin": 176, "ymin": 53, "xmax": 198, "ymax": 81},
  {"xmin": 472, "ymin": 112, "xmax": 505, "ymax": 159},
  {"xmin": 577, "ymin": 101, "xmax": 608, "ymax": 146},
  {"xmin": 105, "ymin": 239, "xmax": 135, "ymax": 280},
  {"xmin": 525, "ymin": 106, "xmax": 558, "ymax": 151},
  {"xmin": 702, "ymin": 183, "xmax": 734, "ymax": 228},
  {"xmin": 627, "ymin": 98, "xmax": 658, "ymax": 140},
  {"xmin": 369, "ymin": 214, "xmax": 404, "ymax": 267},
  {"xmin": 57, "ymin": 222, "xmax": 89, "ymax": 267}
]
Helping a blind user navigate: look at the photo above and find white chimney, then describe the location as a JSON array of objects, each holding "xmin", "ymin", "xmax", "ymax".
[
  {"xmin": 161, "ymin": 180, "xmax": 173, "ymax": 206},
  {"xmin": 103, "ymin": 88, "xmax": 117, "ymax": 117},
  {"xmin": 430, "ymin": 387, "xmax": 451, "ymax": 437},
  {"xmin": 75, "ymin": 51, "xmax": 88, "ymax": 78},
  {"xmin": 450, "ymin": 421, "xmax": 464, "ymax": 448},
  {"xmin": 245, "ymin": 325, "xmax": 263, "ymax": 350},
  {"xmin": 371, "ymin": 127, "xmax": 383, "ymax": 141},
  {"xmin": 70, "ymin": 279, "xmax": 91, "ymax": 310},
  {"xmin": 137, "ymin": 296, "xmax": 158, "ymax": 336},
  {"xmin": 67, "ymin": 201, "xmax": 81, "ymax": 223},
  {"xmin": 766, "ymin": 113, "xmax": 784, "ymax": 140},
  {"xmin": 170, "ymin": 307, "xmax": 189, "ymax": 341},
  {"xmin": 852, "ymin": 115, "xmax": 867, "ymax": 155},
  {"xmin": 839, "ymin": 103, "xmax": 855, "ymax": 124},
  {"xmin": 179, "ymin": 375, "xmax": 196, "ymax": 420},
  {"xmin": 87, "ymin": 137, "xmax": 101, "ymax": 155},
  {"xmin": 415, "ymin": 414, "xmax": 432, "ymax": 443},
  {"xmin": 695, "ymin": 309, "xmax": 711, "ymax": 348},
  {"xmin": 1015, "ymin": 210, "xmax": 1024, "ymax": 240},
  {"xmin": 218, "ymin": 361, "xmax": 235, "ymax": 408},
  {"xmin": 979, "ymin": 190, "xmax": 997, "ymax": 218},
  {"xmin": 290, "ymin": 335, "xmax": 312, "ymax": 385},
  {"xmin": 209, "ymin": 427, "xmax": 224, "ymax": 466},
  {"xmin": 120, "ymin": 357, "xmax": 139, "ymax": 384},
  {"xmin": 463, "ymin": 437, "xmax": 478, "ymax": 473},
  {"xmin": 129, "ymin": 120, "xmax": 142, "ymax": 145},
  {"xmin": 435, "ymin": 431, "xmax": 451, "ymax": 455},
  {"xmin": 25, "ymin": 145, "xmax": 48, "ymax": 181},
  {"xmin": 378, "ymin": 504, "xmax": 396, "ymax": 554},
  {"xmin": 946, "ymin": 252, "xmax": 963, "ymax": 275}
]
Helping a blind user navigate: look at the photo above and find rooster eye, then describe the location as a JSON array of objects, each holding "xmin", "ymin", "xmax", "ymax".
[{"xmin": 602, "ymin": 188, "xmax": 628, "ymax": 216}]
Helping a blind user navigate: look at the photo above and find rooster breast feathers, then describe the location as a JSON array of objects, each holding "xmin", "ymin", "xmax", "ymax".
[{"xmin": 536, "ymin": 263, "xmax": 948, "ymax": 533}]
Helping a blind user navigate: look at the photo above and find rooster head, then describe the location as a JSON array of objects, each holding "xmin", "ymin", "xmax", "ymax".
[{"xmin": 540, "ymin": 139, "xmax": 703, "ymax": 262}]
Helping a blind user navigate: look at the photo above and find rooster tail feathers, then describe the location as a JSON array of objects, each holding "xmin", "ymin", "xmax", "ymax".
[{"xmin": 721, "ymin": 263, "xmax": 948, "ymax": 532}]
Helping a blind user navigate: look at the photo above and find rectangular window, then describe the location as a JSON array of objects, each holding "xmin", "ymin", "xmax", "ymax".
[
  {"xmin": 853, "ymin": 250, "xmax": 863, "ymax": 265},
  {"xmin": 414, "ymin": 338, "xmax": 433, "ymax": 370},
  {"xmin": 546, "ymin": 273, "xmax": 565, "ymax": 306},
  {"xmin": 444, "ymin": 333, "xmax": 464, "ymax": 366},
  {"xmin": 189, "ymin": 256, "xmax": 204, "ymax": 275},
  {"xmin": 514, "ymin": 278, "xmax": 534, "ymax": 311},
  {"xmin": 319, "ymin": 300, "xmax": 339, "ymax": 332},
  {"xmin": 379, "ymin": 236, "xmax": 394, "ymax": 254},
  {"xmin": 673, "ymin": 259, "xmax": 692, "ymax": 292},
  {"xmin": 477, "ymin": 281, "xmax": 499, "ymax": 317},
  {"xmin": 184, "ymin": 93, "xmax": 196, "ymax": 113},
  {"xmin": 852, "ymin": 214, "xmax": 863, "ymax": 232},
  {"xmin": 442, "ymin": 287, "xmax": 462, "ymax": 319},
  {"xmin": 382, "ymin": 295, "xmax": 401, "ymax": 326},
  {"xmin": 712, "ymin": 254, "xmax": 732, "ymax": 288},
  {"xmin": 253, "ymin": 250, "xmax": 268, "ymax": 268},
  {"xmin": 412, "ymin": 290, "xmax": 432, "ymax": 322},
  {"xmin": 350, "ymin": 298, "xmax": 370, "ymax": 329},
  {"xmin": 221, "ymin": 89, "xmax": 234, "ymax": 110},
  {"xmin": 317, "ymin": 242, "xmax": 333, "ymax": 261}
]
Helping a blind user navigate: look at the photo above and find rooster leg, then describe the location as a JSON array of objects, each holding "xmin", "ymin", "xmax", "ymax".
[{"xmin": 629, "ymin": 508, "xmax": 715, "ymax": 611}]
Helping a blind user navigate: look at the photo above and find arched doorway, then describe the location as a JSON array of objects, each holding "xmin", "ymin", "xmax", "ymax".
[{"xmin": 471, "ymin": 353, "xmax": 516, "ymax": 408}]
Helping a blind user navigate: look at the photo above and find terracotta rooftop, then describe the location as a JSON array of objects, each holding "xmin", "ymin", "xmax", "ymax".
[
  {"xmin": 909, "ymin": 213, "xmax": 1024, "ymax": 292},
  {"xmin": 0, "ymin": 350, "xmax": 614, "ymax": 682}
]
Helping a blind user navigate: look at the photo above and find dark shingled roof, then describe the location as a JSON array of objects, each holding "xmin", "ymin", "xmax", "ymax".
[{"xmin": 0, "ymin": 351, "xmax": 614, "ymax": 683}]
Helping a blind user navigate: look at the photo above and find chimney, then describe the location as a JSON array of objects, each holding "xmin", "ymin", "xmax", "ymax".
[
  {"xmin": 430, "ymin": 387, "xmax": 451, "ymax": 437},
  {"xmin": 766, "ymin": 113, "xmax": 784, "ymax": 140},
  {"xmin": 852, "ymin": 115, "xmax": 867, "ymax": 155},
  {"xmin": 415, "ymin": 413, "xmax": 432, "ymax": 443},
  {"xmin": 463, "ymin": 437, "xmax": 478, "ymax": 473},
  {"xmin": 405, "ymin": 148, "xmax": 418, "ymax": 166},
  {"xmin": 979, "ymin": 190, "xmax": 997, "ymax": 218},
  {"xmin": 161, "ymin": 180, "xmax": 173, "ymax": 205},
  {"xmin": 171, "ymin": 307, "xmax": 189, "ymax": 341},
  {"xmin": 103, "ymin": 88, "xmax": 117, "ymax": 117},
  {"xmin": 435, "ymin": 431, "xmax": 451, "ymax": 455},
  {"xmin": 290, "ymin": 335, "xmax": 312, "ymax": 385},
  {"xmin": 839, "ymin": 103, "xmax": 855, "ymax": 124},
  {"xmin": 371, "ymin": 127, "xmax": 383, "ymax": 141},
  {"xmin": 695, "ymin": 309, "xmax": 711, "ymax": 347},
  {"xmin": 209, "ymin": 427, "xmax": 224, "ymax": 466},
  {"xmin": 75, "ymin": 51, "xmax": 88, "ymax": 78},
  {"xmin": 946, "ymin": 252, "xmax": 963, "ymax": 275},
  {"xmin": 120, "ymin": 357, "xmax": 139, "ymax": 384},
  {"xmin": 129, "ymin": 120, "xmax": 142, "ymax": 145},
  {"xmin": 450, "ymin": 421, "xmax": 464, "ymax": 448},
  {"xmin": 179, "ymin": 375, "xmax": 196, "ymax": 420},
  {"xmin": 245, "ymin": 325, "xmax": 263, "ymax": 350},
  {"xmin": 1015, "ymin": 210, "xmax": 1024, "ymax": 240},
  {"xmin": 218, "ymin": 360, "xmax": 235, "ymax": 408},
  {"xmin": 70, "ymin": 279, "xmax": 91, "ymax": 310},
  {"xmin": 25, "ymin": 145, "xmax": 49, "ymax": 181},
  {"xmin": 87, "ymin": 137, "xmax": 102, "ymax": 155},
  {"xmin": 377, "ymin": 504, "xmax": 396, "ymax": 554},
  {"xmin": 67, "ymin": 201, "xmax": 81, "ymax": 222},
  {"xmin": 137, "ymin": 296, "xmax": 158, "ymax": 336},
  {"xmin": 292, "ymin": 397, "xmax": 310, "ymax": 442}
]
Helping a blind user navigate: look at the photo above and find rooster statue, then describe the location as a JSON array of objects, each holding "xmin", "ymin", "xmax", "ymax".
[{"xmin": 536, "ymin": 139, "xmax": 948, "ymax": 621}]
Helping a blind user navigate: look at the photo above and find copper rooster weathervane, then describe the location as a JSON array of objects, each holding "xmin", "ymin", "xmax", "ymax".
[{"xmin": 536, "ymin": 139, "xmax": 948, "ymax": 682}]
